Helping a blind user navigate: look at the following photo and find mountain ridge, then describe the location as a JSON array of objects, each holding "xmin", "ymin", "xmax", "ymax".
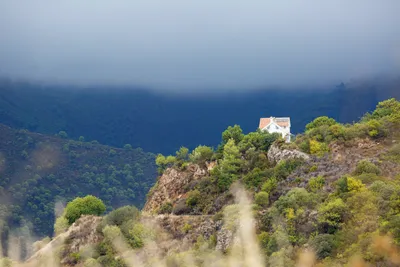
[{"xmin": 1, "ymin": 77, "xmax": 399, "ymax": 154}]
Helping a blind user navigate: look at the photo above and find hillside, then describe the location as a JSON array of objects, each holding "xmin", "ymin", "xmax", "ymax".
[
  {"xmin": 12, "ymin": 98, "xmax": 400, "ymax": 267},
  {"xmin": 0, "ymin": 123, "xmax": 157, "ymax": 240},
  {"xmin": 0, "ymin": 77, "xmax": 399, "ymax": 154}
]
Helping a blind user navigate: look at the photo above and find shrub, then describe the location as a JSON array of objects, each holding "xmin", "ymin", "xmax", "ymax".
[
  {"xmin": 308, "ymin": 165, "xmax": 318, "ymax": 173},
  {"xmin": 386, "ymin": 144, "xmax": 400, "ymax": 162},
  {"xmin": 354, "ymin": 160, "xmax": 380, "ymax": 175},
  {"xmin": 371, "ymin": 98, "xmax": 400, "ymax": 122},
  {"xmin": 336, "ymin": 176, "xmax": 349, "ymax": 194},
  {"xmin": 307, "ymin": 176, "xmax": 325, "ymax": 192},
  {"xmin": 261, "ymin": 177, "xmax": 277, "ymax": 194},
  {"xmin": 155, "ymin": 154, "xmax": 177, "ymax": 173},
  {"xmin": 370, "ymin": 181, "xmax": 397, "ymax": 200},
  {"xmin": 274, "ymin": 159, "xmax": 303, "ymax": 180},
  {"xmin": 366, "ymin": 119, "xmax": 386, "ymax": 138},
  {"xmin": 329, "ymin": 124, "xmax": 345, "ymax": 139},
  {"xmin": 101, "ymin": 206, "xmax": 140, "ymax": 228},
  {"xmin": 309, "ymin": 139, "xmax": 329, "ymax": 156},
  {"xmin": 123, "ymin": 144, "xmax": 133, "ymax": 150},
  {"xmin": 243, "ymin": 167, "xmax": 266, "ymax": 188},
  {"xmin": 190, "ymin": 146, "xmax": 214, "ymax": 163},
  {"xmin": 65, "ymin": 195, "xmax": 106, "ymax": 224},
  {"xmin": 254, "ymin": 192, "xmax": 269, "ymax": 208},
  {"xmin": 97, "ymin": 255, "xmax": 125, "ymax": 267},
  {"xmin": 158, "ymin": 202, "xmax": 173, "ymax": 214},
  {"xmin": 306, "ymin": 116, "xmax": 337, "ymax": 131},
  {"xmin": 186, "ymin": 190, "xmax": 201, "ymax": 207},
  {"xmin": 346, "ymin": 177, "xmax": 365, "ymax": 192},
  {"xmin": 357, "ymin": 173, "xmax": 379, "ymax": 185},
  {"xmin": 258, "ymin": 231, "xmax": 270, "ymax": 250},
  {"xmin": 275, "ymin": 188, "xmax": 317, "ymax": 212},
  {"xmin": 175, "ymin": 146, "xmax": 189, "ymax": 161},
  {"xmin": 386, "ymin": 214, "xmax": 400, "ymax": 245},
  {"xmin": 298, "ymin": 138, "xmax": 311, "ymax": 153},
  {"xmin": 181, "ymin": 223, "xmax": 192, "ymax": 234},
  {"xmin": 126, "ymin": 222, "xmax": 155, "ymax": 248},
  {"xmin": 172, "ymin": 199, "xmax": 190, "ymax": 215},
  {"xmin": 78, "ymin": 136, "xmax": 85, "ymax": 142},
  {"xmin": 310, "ymin": 234, "xmax": 336, "ymax": 259},
  {"xmin": 317, "ymin": 198, "xmax": 347, "ymax": 234}
]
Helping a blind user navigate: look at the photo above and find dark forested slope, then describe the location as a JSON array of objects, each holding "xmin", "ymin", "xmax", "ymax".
[
  {"xmin": 0, "ymin": 123, "xmax": 156, "ymax": 238},
  {"xmin": 0, "ymin": 77, "xmax": 399, "ymax": 154}
]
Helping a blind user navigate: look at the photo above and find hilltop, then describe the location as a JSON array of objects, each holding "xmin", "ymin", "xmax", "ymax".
[
  {"xmin": 0, "ymin": 123, "xmax": 157, "ymax": 239},
  {"xmin": 6, "ymin": 98, "xmax": 400, "ymax": 267}
]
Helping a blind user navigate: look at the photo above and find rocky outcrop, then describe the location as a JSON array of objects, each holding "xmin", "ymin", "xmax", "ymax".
[
  {"xmin": 23, "ymin": 215, "xmax": 103, "ymax": 267},
  {"xmin": 60, "ymin": 216, "xmax": 103, "ymax": 265},
  {"xmin": 267, "ymin": 143, "xmax": 310, "ymax": 163},
  {"xmin": 143, "ymin": 164, "xmax": 209, "ymax": 213}
]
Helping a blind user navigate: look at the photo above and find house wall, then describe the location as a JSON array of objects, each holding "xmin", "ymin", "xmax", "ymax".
[{"xmin": 262, "ymin": 122, "xmax": 291, "ymax": 142}]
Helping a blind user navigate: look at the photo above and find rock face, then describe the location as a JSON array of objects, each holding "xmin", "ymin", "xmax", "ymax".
[
  {"xmin": 143, "ymin": 164, "xmax": 209, "ymax": 213},
  {"xmin": 267, "ymin": 143, "xmax": 310, "ymax": 163},
  {"xmin": 60, "ymin": 216, "xmax": 103, "ymax": 265},
  {"xmin": 23, "ymin": 215, "xmax": 103, "ymax": 267}
]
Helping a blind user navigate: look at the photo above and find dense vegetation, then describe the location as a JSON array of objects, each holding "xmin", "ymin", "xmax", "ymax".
[
  {"xmin": 1, "ymin": 78, "xmax": 399, "ymax": 154},
  {"xmin": 3, "ymin": 98, "xmax": 398, "ymax": 266},
  {"xmin": 147, "ymin": 98, "xmax": 400, "ymax": 266},
  {"xmin": 0, "ymin": 124, "xmax": 156, "ymax": 243}
]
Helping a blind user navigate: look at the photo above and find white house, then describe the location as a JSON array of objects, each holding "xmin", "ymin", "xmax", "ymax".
[{"xmin": 259, "ymin": 117, "xmax": 291, "ymax": 142}]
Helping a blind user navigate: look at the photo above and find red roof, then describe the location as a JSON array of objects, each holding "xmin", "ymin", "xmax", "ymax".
[
  {"xmin": 259, "ymin": 117, "xmax": 290, "ymax": 129},
  {"xmin": 259, "ymin": 118, "xmax": 271, "ymax": 129}
]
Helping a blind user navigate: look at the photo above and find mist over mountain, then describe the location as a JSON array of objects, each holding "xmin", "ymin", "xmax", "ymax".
[{"xmin": 0, "ymin": 77, "xmax": 399, "ymax": 154}]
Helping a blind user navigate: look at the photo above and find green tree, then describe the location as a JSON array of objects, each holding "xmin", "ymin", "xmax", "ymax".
[
  {"xmin": 238, "ymin": 130, "xmax": 279, "ymax": 152},
  {"xmin": 190, "ymin": 145, "xmax": 214, "ymax": 163},
  {"xmin": 155, "ymin": 154, "xmax": 177, "ymax": 173},
  {"xmin": 222, "ymin": 125, "xmax": 244, "ymax": 145},
  {"xmin": 215, "ymin": 139, "xmax": 243, "ymax": 191},
  {"xmin": 371, "ymin": 98, "xmax": 400, "ymax": 120},
  {"xmin": 306, "ymin": 116, "xmax": 337, "ymax": 131},
  {"xmin": 175, "ymin": 146, "xmax": 189, "ymax": 161},
  {"xmin": 243, "ymin": 167, "xmax": 267, "ymax": 188},
  {"xmin": 64, "ymin": 195, "xmax": 106, "ymax": 224},
  {"xmin": 317, "ymin": 198, "xmax": 347, "ymax": 234},
  {"xmin": 78, "ymin": 136, "xmax": 85, "ymax": 142},
  {"xmin": 310, "ymin": 234, "xmax": 336, "ymax": 259},
  {"xmin": 255, "ymin": 192, "xmax": 269, "ymax": 208},
  {"xmin": 261, "ymin": 177, "xmax": 278, "ymax": 194}
]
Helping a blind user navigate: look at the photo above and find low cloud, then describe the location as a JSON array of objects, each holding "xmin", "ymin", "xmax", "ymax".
[{"xmin": 0, "ymin": 0, "xmax": 399, "ymax": 91}]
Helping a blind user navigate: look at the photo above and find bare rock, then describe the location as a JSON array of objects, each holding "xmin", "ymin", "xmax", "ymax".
[
  {"xmin": 267, "ymin": 143, "xmax": 310, "ymax": 163},
  {"xmin": 143, "ymin": 164, "xmax": 209, "ymax": 213}
]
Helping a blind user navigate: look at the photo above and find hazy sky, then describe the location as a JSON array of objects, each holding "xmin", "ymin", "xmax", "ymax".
[{"xmin": 0, "ymin": 1, "xmax": 399, "ymax": 91}]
